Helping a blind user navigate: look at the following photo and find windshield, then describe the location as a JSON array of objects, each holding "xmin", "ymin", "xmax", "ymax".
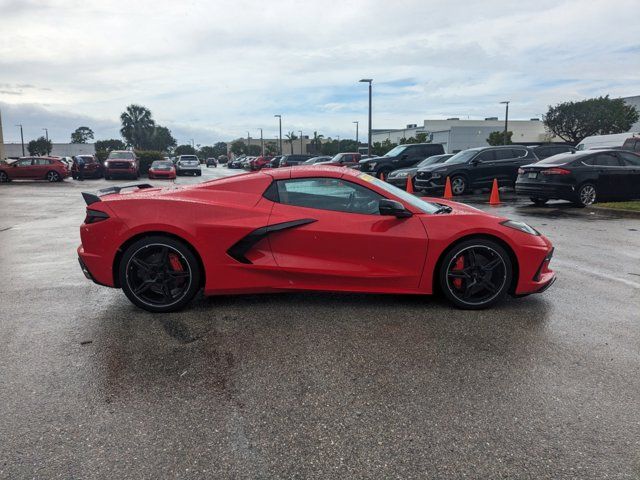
[
  {"xmin": 383, "ymin": 145, "xmax": 408, "ymax": 157},
  {"xmin": 360, "ymin": 173, "xmax": 441, "ymax": 214},
  {"xmin": 180, "ymin": 156, "xmax": 198, "ymax": 161},
  {"xmin": 418, "ymin": 156, "xmax": 446, "ymax": 167},
  {"xmin": 535, "ymin": 153, "xmax": 579, "ymax": 165},
  {"xmin": 107, "ymin": 151, "xmax": 134, "ymax": 160},
  {"xmin": 152, "ymin": 161, "xmax": 172, "ymax": 168},
  {"xmin": 444, "ymin": 150, "xmax": 478, "ymax": 164}
]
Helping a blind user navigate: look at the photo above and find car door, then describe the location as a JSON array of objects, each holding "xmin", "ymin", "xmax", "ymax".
[
  {"xmin": 396, "ymin": 146, "xmax": 424, "ymax": 168},
  {"xmin": 33, "ymin": 158, "xmax": 51, "ymax": 178},
  {"xmin": 593, "ymin": 152, "xmax": 628, "ymax": 199},
  {"xmin": 616, "ymin": 151, "xmax": 640, "ymax": 197},
  {"xmin": 492, "ymin": 148, "xmax": 520, "ymax": 185},
  {"xmin": 468, "ymin": 150, "xmax": 497, "ymax": 187},
  {"xmin": 266, "ymin": 175, "xmax": 428, "ymax": 291},
  {"xmin": 12, "ymin": 158, "xmax": 35, "ymax": 178}
]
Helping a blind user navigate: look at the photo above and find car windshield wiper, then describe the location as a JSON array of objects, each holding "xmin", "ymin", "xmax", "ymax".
[{"xmin": 432, "ymin": 204, "xmax": 452, "ymax": 214}]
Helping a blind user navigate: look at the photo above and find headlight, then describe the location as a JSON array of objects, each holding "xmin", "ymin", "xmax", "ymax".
[
  {"xmin": 431, "ymin": 170, "xmax": 445, "ymax": 179},
  {"xmin": 104, "ymin": 162, "xmax": 108, "ymax": 167},
  {"xmin": 500, "ymin": 220, "xmax": 540, "ymax": 236},
  {"xmin": 396, "ymin": 171, "xmax": 408, "ymax": 178},
  {"xmin": 367, "ymin": 162, "xmax": 376, "ymax": 170}
]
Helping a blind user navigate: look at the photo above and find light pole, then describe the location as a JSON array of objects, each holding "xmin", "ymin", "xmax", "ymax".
[
  {"xmin": 298, "ymin": 130, "xmax": 303, "ymax": 154},
  {"xmin": 337, "ymin": 135, "xmax": 340, "ymax": 153},
  {"xmin": 16, "ymin": 124, "xmax": 24, "ymax": 156},
  {"xmin": 353, "ymin": 121, "xmax": 359, "ymax": 151},
  {"xmin": 359, "ymin": 79, "xmax": 373, "ymax": 156},
  {"xmin": 42, "ymin": 128, "xmax": 48, "ymax": 142},
  {"xmin": 500, "ymin": 101, "xmax": 510, "ymax": 145},
  {"xmin": 274, "ymin": 115, "xmax": 282, "ymax": 155},
  {"xmin": 259, "ymin": 128, "xmax": 264, "ymax": 156},
  {"xmin": 190, "ymin": 139, "xmax": 195, "ymax": 150}
]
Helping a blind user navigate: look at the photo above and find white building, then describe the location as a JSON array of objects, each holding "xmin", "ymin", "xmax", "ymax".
[
  {"xmin": 622, "ymin": 95, "xmax": 640, "ymax": 132},
  {"xmin": 2, "ymin": 142, "xmax": 96, "ymax": 159},
  {"xmin": 372, "ymin": 118, "xmax": 553, "ymax": 153}
]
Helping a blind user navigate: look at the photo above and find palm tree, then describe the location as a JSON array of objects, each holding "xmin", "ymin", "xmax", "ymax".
[
  {"xmin": 285, "ymin": 131, "xmax": 298, "ymax": 154},
  {"xmin": 120, "ymin": 104, "xmax": 155, "ymax": 149},
  {"xmin": 312, "ymin": 131, "xmax": 324, "ymax": 154}
]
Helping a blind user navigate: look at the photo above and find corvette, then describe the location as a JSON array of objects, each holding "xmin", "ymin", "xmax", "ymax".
[{"xmin": 77, "ymin": 166, "xmax": 555, "ymax": 312}]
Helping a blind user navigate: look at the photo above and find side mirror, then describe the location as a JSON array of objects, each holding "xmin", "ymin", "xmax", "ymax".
[{"xmin": 379, "ymin": 199, "xmax": 412, "ymax": 218}]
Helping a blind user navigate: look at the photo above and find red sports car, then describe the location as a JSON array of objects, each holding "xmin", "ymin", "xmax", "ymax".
[
  {"xmin": 78, "ymin": 166, "xmax": 555, "ymax": 312},
  {"xmin": 147, "ymin": 160, "xmax": 176, "ymax": 180}
]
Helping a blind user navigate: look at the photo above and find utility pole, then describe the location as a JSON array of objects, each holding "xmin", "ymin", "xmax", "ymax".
[
  {"xmin": 0, "ymin": 108, "xmax": 5, "ymax": 160},
  {"xmin": 247, "ymin": 131, "xmax": 250, "ymax": 155},
  {"xmin": 337, "ymin": 135, "xmax": 340, "ymax": 153},
  {"xmin": 298, "ymin": 130, "xmax": 303, "ymax": 154},
  {"xmin": 274, "ymin": 115, "xmax": 282, "ymax": 155},
  {"xmin": 359, "ymin": 79, "xmax": 373, "ymax": 155},
  {"xmin": 16, "ymin": 124, "xmax": 25, "ymax": 156},
  {"xmin": 353, "ymin": 121, "xmax": 359, "ymax": 152},
  {"xmin": 500, "ymin": 101, "xmax": 510, "ymax": 145},
  {"xmin": 259, "ymin": 128, "xmax": 264, "ymax": 156}
]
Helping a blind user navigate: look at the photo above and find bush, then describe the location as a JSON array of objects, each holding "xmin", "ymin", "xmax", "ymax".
[{"xmin": 134, "ymin": 150, "xmax": 165, "ymax": 174}]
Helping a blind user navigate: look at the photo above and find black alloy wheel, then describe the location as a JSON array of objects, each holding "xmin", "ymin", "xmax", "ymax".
[
  {"xmin": 46, "ymin": 171, "xmax": 61, "ymax": 182},
  {"xmin": 576, "ymin": 183, "xmax": 596, "ymax": 207},
  {"xmin": 119, "ymin": 236, "xmax": 201, "ymax": 312},
  {"xmin": 439, "ymin": 239, "xmax": 512, "ymax": 309},
  {"xmin": 450, "ymin": 175, "xmax": 467, "ymax": 195},
  {"xmin": 0, "ymin": 171, "xmax": 9, "ymax": 183}
]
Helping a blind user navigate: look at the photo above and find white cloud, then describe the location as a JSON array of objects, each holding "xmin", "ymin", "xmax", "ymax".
[{"xmin": 0, "ymin": 0, "xmax": 639, "ymax": 143}]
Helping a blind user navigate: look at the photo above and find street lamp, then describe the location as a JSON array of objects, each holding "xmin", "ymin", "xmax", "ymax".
[
  {"xmin": 15, "ymin": 124, "xmax": 24, "ymax": 156},
  {"xmin": 298, "ymin": 130, "xmax": 303, "ymax": 154},
  {"xmin": 42, "ymin": 127, "xmax": 48, "ymax": 143},
  {"xmin": 359, "ymin": 79, "xmax": 373, "ymax": 156},
  {"xmin": 337, "ymin": 135, "xmax": 340, "ymax": 153},
  {"xmin": 353, "ymin": 121, "xmax": 359, "ymax": 151},
  {"xmin": 274, "ymin": 115, "xmax": 282, "ymax": 155},
  {"xmin": 259, "ymin": 128, "xmax": 264, "ymax": 156},
  {"xmin": 500, "ymin": 101, "xmax": 510, "ymax": 145}
]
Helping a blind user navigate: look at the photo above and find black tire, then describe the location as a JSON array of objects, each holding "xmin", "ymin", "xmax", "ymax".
[
  {"xmin": 0, "ymin": 171, "xmax": 10, "ymax": 183},
  {"xmin": 196, "ymin": 171, "xmax": 202, "ymax": 176},
  {"xmin": 450, "ymin": 175, "xmax": 467, "ymax": 195},
  {"xmin": 575, "ymin": 183, "xmax": 596, "ymax": 207},
  {"xmin": 438, "ymin": 238, "xmax": 513, "ymax": 309},
  {"xmin": 119, "ymin": 235, "xmax": 201, "ymax": 313},
  {"xmin": 530, "ymin": 197, "xmax": 548, "ymax": 207},
  {"xmin": 46, "ymin": 171, "xmax": 61, "ymax": 182}
]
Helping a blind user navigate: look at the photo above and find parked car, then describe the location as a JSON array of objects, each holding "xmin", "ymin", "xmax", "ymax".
[
  {"xmin": 358, "ymin": 143, "xmax": 446, "ymax": 178},
  {"xmin": 148, "ymin": 160, "xmax": 177, "ymax": 180},
  {"xmin": 303, "ymin": 156, "xmax": 332, "ymax": 165},
  {"xmin": 250, "ymin": 156, "xmax": 274, "ymax": 171},
  {"xmin": 205, "ymin": 158, "xmax": 218, "ymax": 167},
  {"xmin": 78, "ymin": 165, "xmax": 555, "ymax": 312},
  {"xmin": 60, "ymin": 156, "xmax": 75, "ymax": 171},
  {"xmin": 622, "ymin": 135, "xmax": 640, "ymax": 153},
  {"xmin": 241, "ymin": 157, "xmax": 254, "ymax": 169},
  {"xmin": 576, "ymin": 132, "xmax": 637, "ymax": 151},
  {"xmin": 279, "ymin": 154, "xmax": 314, "ymax": 167},
  {"xmin": 0, "ymin": 156, "xmax": 69, "ymax": 183},
  {"xmin": 176, "ymin": 155, "xmax": 202, "ymax": 176},
  {"xmin": 527, "ymin": 144, "xmax": 576, "ymax": 160},
  {"xmin": 268, "ymin": 156, "xmax": 282, "ymax": 168},
  {"xmin": 104, "ymin": 150, "xmax": 139, "ymax": 180},
  {"xmin": 227, "ymin": 157, "xmax": 245, "ymax": 168},
  {"xmin": 315, "ymin": 152, "xmax": 362, "ymax": 167},
  {"xmin": 71, "ymin": 155, "xmax": 103, "ymax": 179},
  {"xmin": 388, "ymin": 154, "xmax": 453, "ymax": 189},
  {"xmin": 414, "ymin": 146, "xmax": 538, "ymax": 195},
  {"xmin": 515, "ymin": 149, "xmax": 640, "ymax": 206}
]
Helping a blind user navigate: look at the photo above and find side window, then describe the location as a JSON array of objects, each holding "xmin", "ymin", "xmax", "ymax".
[
  {"xmin": 494, "ymin": 149, "xmax": 513, "ymax": 160},
  {"xmin": 580, "ymin": 156, "xmax": 595, "ymax": 166},
  {"xmin": 477, "ymin": 150, "xmax": 496, "ymax": 162},
  {"xmin": 34, "ymin": 159, "xmax": 51, "ymax": 166},
  {"xmin": 276, "ymin": 178, "xmax": 382, "ymax": 215},
  {"xmin": 594, "ymin": 153, "xmax": 621, "ymax": 167},
  {"xmin": 512, "ymin": 148, "xmax": 528, "ymax": 158},
  {"xmin": 617, "ymin": 152, "xmax": 640, "ymax": 166},
  {"xmin": 17, "ymin": 159, "xmax": 33, "ymax": 167}
]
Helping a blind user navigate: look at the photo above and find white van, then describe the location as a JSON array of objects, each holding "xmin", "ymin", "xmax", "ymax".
[{"xmin": 576, "ymin": 132, "xmax": 638, "ymax": 150}]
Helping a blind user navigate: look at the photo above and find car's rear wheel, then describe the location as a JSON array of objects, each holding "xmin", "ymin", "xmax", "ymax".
[
  {"xmin": 439, "ymin": 239, "xmax": 512, "ymax": 309},
  {"xmin": 530, "ymin": 197, "xmax": 548, "ymax": 206},
  {"xmin": 575, "ymin": 183, "xmax": 596, "ymax": 207},
  {"xmin": 0, "ymin": 171, "xmax": 9, "ymax": 183},
  {"xmin": 119, "ymin": 236, "xmax": 201, "ymax": 313},
  {"xmin": 46, "ymin": 171, "xmax": 61, "ymax": 182},
  {"xmin": 450, "ymin": 175, "xmax": 467, "ymax": 195}
]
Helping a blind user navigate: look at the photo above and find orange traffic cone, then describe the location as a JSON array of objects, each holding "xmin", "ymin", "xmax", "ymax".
[
  {"xmin": 443, "ymin": 176, "xmax": 453, "ymax": 199},
  {"xmin": 489, "ymin": 178, "xmax": 501, "ymax": 205},
  {"xmin": 406, "ymin": 175, "xmax": 414, "ymax": 193}
]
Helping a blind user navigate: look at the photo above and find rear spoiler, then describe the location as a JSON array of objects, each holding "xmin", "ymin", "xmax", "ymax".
[{"xmin": 81, "ymin": 183, "xmax": 154, "ymax": 206}]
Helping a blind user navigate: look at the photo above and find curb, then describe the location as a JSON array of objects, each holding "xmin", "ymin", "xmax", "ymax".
[{"xmin": 588, "ymin": 206, "xmax": 640, "ymax": 219}]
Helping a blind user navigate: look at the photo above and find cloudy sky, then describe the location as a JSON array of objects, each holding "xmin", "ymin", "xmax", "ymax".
[{"xmin": 1, "ymin": 0, "xmax": 639, "ymax": 145}]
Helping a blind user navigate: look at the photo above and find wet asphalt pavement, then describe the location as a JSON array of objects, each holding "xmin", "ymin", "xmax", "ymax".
[{"xmin": 1, "ymin": 168, "xmax": 639, "ymax": 479}]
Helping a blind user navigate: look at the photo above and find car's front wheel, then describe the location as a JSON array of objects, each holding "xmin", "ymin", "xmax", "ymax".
[
  {"xmin": 46, "ymin": 171, "xmax": 61, "ymax": 182},
  {"xmin": 439, "ymin": 238, "xmax": 513, "ymax": 309},
  {"xmin": 119, "ymin": 235, "xmax": 202, "ymax": 313},
  {"xmin": 450, "ymin": 175, "xmax": 467, "ymax": 195}
]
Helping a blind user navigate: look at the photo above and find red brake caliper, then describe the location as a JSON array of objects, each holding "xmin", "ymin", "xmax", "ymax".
[
  {"xmin": 168, "ymin": 253, "xmax": 183, "ymax": 272},
  {"xmin": 452, "ymin": 255, "xmax": 465, "ymax": 289}
]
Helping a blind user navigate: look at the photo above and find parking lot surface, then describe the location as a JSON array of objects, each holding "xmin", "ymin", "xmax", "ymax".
[{"xmin": 1, "ymin": 168, "xmax": 639, "ymax": 479}]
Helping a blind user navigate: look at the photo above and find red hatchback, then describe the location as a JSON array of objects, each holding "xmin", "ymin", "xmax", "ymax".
[
  {"xmin": 148, "ymin": 160, "xmax": 176, "ymax": 180},
  {"xmin": 0, "ymin": 157, "xmax": 69, "ymax": 183}
]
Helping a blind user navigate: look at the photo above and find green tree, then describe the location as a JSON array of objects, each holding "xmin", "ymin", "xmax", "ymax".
[
  {"xmin": 198, "ymin": 146, "xmax": 216, "ymax": 159},
  {"xmin": 174, "ymin": 144, "xmax": 196, "ymax": 155},
  {"xmin": 229, "ymin": 140, "xmax": 246, "ymax": 155},
  {"xmin": 404, "ymin": 136, "xmax": 418, "ymax": 144},
  {"xmin": 27, "ymin": 136, "xmax": 52, "ymax": 156},
  {"xmin": 248, "ymin": 144, "xmax": 262, "ymax": 155},
  {"xmin": 415, "ymin": 132, "xmax": 429, "ymax": 143},
  {"xmin": 264, "ymin": 141, "xmax": 278, "ymax": 155},
  {"xmin": 120, "ymin": 104, "xmax": 155, "ymax": 149},
  {"xmin": 371, "ymin": 139, "xmax": 396, "ymax": 157},
  {"xmin": 311, "ymin": 131, "xmax": 324, "ymax": 154},
  {"xmin": 212, "ymin": 142, "xmax": 228, "ymax": 157},
  {"xmin": 544, "ymin": 95, "xmax": 639, "ymax": 144},
  {"xmin": 70, "ymin": 126, "xmax": 94, "ymax": 144},
  {"xmin": 486, "ymin": 131, "xmax": 513, "ymax": 146},
  {"xmin": 285, "ymin": 131, "xmax": 298, "ymax": 154},
  {"xmin": 147, "ymin": 125, "xmax": 176, "ymax": 151},
  {"xmin": 95, "ymin": 139, "xmax": 126, "ymax": 152}
]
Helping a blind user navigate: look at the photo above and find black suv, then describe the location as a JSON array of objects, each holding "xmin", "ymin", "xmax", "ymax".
[
  {"xmin": 358, "ymin": 143, "xmax": 445, "ymax": 178},
  {"xmin": 279, "ymin": 154, "xmax": 314, "ymax": 167},
  {"xmin": 414, "ymin": 145, "xmax": 538, "ymax": 195}
]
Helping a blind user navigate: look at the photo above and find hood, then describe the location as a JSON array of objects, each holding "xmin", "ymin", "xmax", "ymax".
[{"xmin": 417, "ymin": 163, "xmax": 449, "ymax": 173}]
